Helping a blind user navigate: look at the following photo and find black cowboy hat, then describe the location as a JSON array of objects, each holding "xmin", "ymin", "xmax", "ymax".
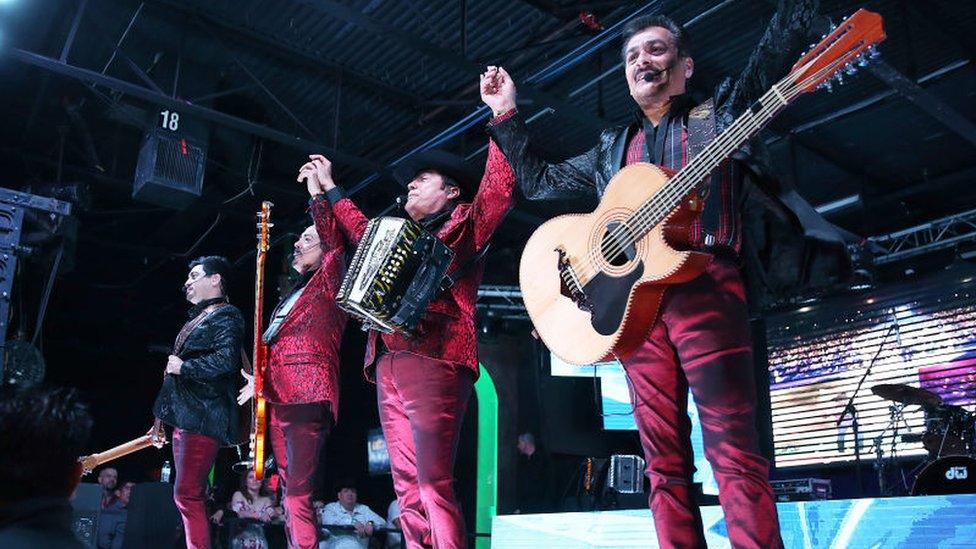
[{"xmin": 392, "ymin": 149, "xmax": 480, "ymax": 200}]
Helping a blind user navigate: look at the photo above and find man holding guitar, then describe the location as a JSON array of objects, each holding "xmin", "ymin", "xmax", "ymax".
[
  {"xmin": 153, "ymin": 255, "xmax": 245, "ymax": 549},
  {"xmin": 239, "ymin": 178, "xmax": 348, "ymax": 549},
  {"xmin": 481, "ymin": 1, "xmax": 854, "ymax": 547}
]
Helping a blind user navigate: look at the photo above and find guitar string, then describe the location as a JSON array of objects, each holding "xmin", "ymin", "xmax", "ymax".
[
  {"xmin": 582, "ymin": 46, "xmax": 864, "ymax": 274},
  {"xmin": 556, "ymin": 53, "xmax": 856, "ymax": 289},
  {"xmin": 563, "ymin": 52, "xmax": 858, "ymax": 287}
]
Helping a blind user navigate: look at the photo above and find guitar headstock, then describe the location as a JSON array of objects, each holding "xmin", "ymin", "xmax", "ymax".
[
  {"xmin": 256, "ymin": 201, "xmax": 274, "ymax": 252},
  {"xmin": 789, "ymin": 9, "xmax": 886, "ymax": 94},
  {"xmin": 78, "ymin": 454, "xmax": 98, "ymax": 476}
]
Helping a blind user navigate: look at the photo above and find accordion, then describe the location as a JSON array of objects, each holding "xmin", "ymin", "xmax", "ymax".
[{"xmin": 337, "ymin": 217, "xmax": 454, "ymax": 334}]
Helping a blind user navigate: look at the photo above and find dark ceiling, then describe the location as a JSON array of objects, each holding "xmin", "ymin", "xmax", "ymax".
[{"xmin": 1, "ymin": 0, "xmax": 975, "ymax": 351}]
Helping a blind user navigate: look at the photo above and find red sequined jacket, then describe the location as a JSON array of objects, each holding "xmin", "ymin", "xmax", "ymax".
[
  {"xmin": 263, "ymin": 198, "xmax": 347, "ymax": 411},
  {"xmin": 327, "ymin": 139, "xmax": 515, "ymax": 379}
]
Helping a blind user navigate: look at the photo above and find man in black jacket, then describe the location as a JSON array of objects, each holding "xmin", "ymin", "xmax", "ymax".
[
  {"xmin": 153, "ymin": 255, "xmax": 244, "ymax": 549},
  {"xmin": 481, "ymin": 2, "xmax": 846, "ymax": 547}
]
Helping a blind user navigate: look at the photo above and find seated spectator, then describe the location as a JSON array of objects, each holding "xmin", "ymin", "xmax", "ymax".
[
  {"xmin": 230, "ymin": 469, "xmax": 281, "ymax": 524},
  {"xmin": 0, "ymin": 386, "xmax": 93, "ymax": 548},
  {"xmin": 318, "ymin": 480, "xmax": 386, "ymax": 549},
  {"xmin": 385, "ymin": 499, "xmax": 402, "ymax": 549},
  {"xmin": 98, "ymin": 481, "xmax": 134, "ymax": 549}
]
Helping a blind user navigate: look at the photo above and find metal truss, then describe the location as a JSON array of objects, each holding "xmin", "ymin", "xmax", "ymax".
[
  {"xmin": 477, "ymin": 285, "xmax": 527, "ymax": 320},
  {"xmin": 869, "ymin": 207, "xmax": 976, "ymax": 265}
]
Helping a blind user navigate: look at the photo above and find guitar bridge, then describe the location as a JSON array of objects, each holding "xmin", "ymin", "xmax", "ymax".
[{"xmin": 555, "ymin": 247, "xmax": 591, "ymax": 312}]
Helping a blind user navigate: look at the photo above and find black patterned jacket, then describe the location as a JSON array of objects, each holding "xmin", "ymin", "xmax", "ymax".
[{"xmin": 153, "ymin": 299, "xmax": 244, "ymax": 446}]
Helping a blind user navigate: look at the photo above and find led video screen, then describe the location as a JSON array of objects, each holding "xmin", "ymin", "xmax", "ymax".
[{"xmin": 766, "ymin": 271, "xmax": 976, "ymax": 468}]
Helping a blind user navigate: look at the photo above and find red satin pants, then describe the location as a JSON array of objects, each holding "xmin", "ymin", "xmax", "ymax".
[
  {"xmin": 269, "ymin": 401, "xmax": 332, "ymax": 549},
  {"xmin": 621, "ymin": 258, "xmax": 783, "ymax": 549},
  {"xmin": 376, "ymin": 351, "xmax": 473, "ymax": 549},
  {"xmin": 172, "ymin": 428, "xmax": 219, "ymax": 549}
]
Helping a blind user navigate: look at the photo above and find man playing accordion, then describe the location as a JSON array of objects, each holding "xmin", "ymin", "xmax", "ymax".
[{"xmin": 300, "ymin": 99, "xmax": 515, "ymax": 548}]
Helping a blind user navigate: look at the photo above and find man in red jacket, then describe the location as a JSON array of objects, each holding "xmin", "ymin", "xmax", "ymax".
[
  {"xmin": 240, "ymin": 174, "xmax": 347, "ymax": 549},
  {"xmin": 300, "ymin": 115, "xmax": 514, "ymax": 549}
]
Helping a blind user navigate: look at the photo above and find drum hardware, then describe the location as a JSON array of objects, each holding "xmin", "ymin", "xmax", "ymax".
[
  {"xmin": 870, "ymin": 381, "xmax": 975, "ymax": 496},
  {"xmin": 839, "ymin": 317, "xmax": 900, "ymax": 496},
  {"xmin": 872, "ymin": 403, "xmax": 916, "ymax": 496},
  {"xmin": 922, "ymin": 404, "xmax": 975, "ymax": 459}
]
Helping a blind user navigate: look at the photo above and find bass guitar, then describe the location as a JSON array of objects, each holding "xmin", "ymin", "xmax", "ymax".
[
  {"xmin": 78, "ymin": 419, "xmax": 167, "ymax": 474},
  {"xmin": 249, "ymin": 201, "xmax": 273, "ymax": 479}
]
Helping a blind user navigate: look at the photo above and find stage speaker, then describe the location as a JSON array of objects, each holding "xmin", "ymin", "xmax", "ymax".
[
  {"xmin": 607, "ymin": 455, "xmax": 645, "ymax": 494},
  {"xmin": 133, "ymin": 127, "xmax": 206, "ymax": 209},
  {"xmin": 122, "ymin": 482, "xmax": 183, "ymax": 549},
  {"xmin": 71, "ymin": 511, "xmax": 98, "ymax": 547},
  {"xmin": 71, "ymin": 483, "xmax": 102, "ymax": 548}
]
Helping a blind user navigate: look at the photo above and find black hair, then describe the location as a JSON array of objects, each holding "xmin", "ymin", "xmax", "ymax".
[
  {"xmin": 0, "ymin": 386, "xmax": 93, "ymax": 502},
  {"xmin": 620, "ymin": 14, "xmax": 692, "ymax": 61},
  {"xmin": 189, "ymin": 255, "xmax": 233, "ymax": 297},
  {"xmin": 334, "ymin": 478, "xmax": 358, "ymax": 494}
]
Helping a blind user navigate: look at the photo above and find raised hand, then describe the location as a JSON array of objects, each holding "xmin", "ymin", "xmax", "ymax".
[
  {"xmin": 297, "ymin": 162, "xmax": 323, "ymax": 197},
  {"xmin": 166, "ymin": 355, "xmax": 183, "ymax": 375},
  {"xmin": 308, "ymin": 154, "xmax": 337, "ymax": 191},
  {"xmin": 480, "ymin": 66, "xmax": 517, "ymax": 117}
]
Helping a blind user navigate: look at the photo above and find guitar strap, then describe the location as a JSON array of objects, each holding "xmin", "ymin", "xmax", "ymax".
[
  {"xmin": 687, "ymin": 99, "xmax": 722, "ymax": 242},
  {"xmin": 172, "ymin": 301, "xmax": 229, "ymax": 356}
]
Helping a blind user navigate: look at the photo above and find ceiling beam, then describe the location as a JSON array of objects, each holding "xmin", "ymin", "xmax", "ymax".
[
  {"xmin": 9, "ymin": 48, "xmax": 387, "ymax": 174},
  {"xmin": 766, "ymin": 59, "xmax": 971, "ymax": 145},
  {"xmin": 143, "ymin": 0, "xmax": 423, "ymax": 108},
  {"xmin": 286, "ymin": 0, "xmax": 609, "ymax": 134},
  {"xmin": 868, "ymin": 59, "xmax": 976, "ymax": 149}
]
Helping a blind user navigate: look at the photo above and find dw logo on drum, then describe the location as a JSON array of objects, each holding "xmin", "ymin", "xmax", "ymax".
[{"xmin": 945, "ymin": 466, "xmax": 969, "ymax": 481}]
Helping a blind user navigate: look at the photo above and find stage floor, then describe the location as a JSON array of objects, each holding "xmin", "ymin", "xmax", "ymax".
[{"xmin": 491, "ymin": 494, "xmax": 976, "ymax": 548}]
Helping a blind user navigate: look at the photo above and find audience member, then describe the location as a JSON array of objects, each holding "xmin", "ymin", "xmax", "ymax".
[
  {"xmin": 0, "ymin": 386, "xmax": 93, "ymax": 548},
  {"xmin": 97, "ymin": 481, "xmax": 134, "ymax": 549},
  {"xmin": 97, "ymin": 467, "xmax": 118, "ymax": 509},
  {"xmin": 230, "ymin": 469, "xmax": 281, "ymax": 524},
  {"xmin": 385, "ymin": 499, "xmax": 403, "ymax": 549},
  {"xmin": 516, "ymin": 432, "xmax": 552, "ymax": 513},
  {"xmin": 318, "ymin": 480, "xmax": 386, "ymax": 549}
]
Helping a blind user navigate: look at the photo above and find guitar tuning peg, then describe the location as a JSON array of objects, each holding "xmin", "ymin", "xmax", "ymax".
[
  {"xmin": 835, "ymin": 73, "xmax": 845, "ymax": 85},
  {"xmin": 822, "ymin": 80, "xmax": 833, "ymax": 93},
  {"xmin": 857, "ymin": 55, "xmax": 869, "ymax": 68},
  {"xmin": 845, "ymin": 65, "xmax": 858, "ymax": 76},
  {"xmin": 869, "ymin": 45, "xmax": 881, "ymax": 58}
]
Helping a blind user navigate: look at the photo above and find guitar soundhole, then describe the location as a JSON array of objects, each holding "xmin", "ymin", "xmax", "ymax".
[{"xmin": 600, "ymin": 222, "xmax": 637, "ymax": 267}]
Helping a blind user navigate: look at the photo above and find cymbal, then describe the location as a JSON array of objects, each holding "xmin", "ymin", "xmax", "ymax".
[{"xmin": 871, "ymin": 384, "xmax": 942, "ymax": 407}]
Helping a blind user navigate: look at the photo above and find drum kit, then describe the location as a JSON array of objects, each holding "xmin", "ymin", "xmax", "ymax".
[{"xmin": 870, "ymin": 383, "xmax": 976, "ymax": 495}]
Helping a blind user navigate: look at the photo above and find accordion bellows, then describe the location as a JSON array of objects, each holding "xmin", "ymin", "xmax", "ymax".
[{"xmin": 337, "ymin": 217, "xmax": 454, "ymax": 334}]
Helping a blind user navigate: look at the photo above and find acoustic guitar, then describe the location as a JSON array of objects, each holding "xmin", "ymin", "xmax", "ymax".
[{"xmin": 520, "ymin": 9, "xmax": 886, "ymax": 365}]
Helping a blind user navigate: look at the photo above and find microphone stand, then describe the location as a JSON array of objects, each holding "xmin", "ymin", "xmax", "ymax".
[{"xmin": 836, "ymin": 320, "xmax": 898, "ymax": 497}]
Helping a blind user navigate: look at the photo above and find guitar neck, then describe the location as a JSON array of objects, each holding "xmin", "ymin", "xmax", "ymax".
[
  {"xmin": 80, "ymin": 435, "xmax": 156, "ymax": 473},
  {"xmin": 642, "ymin": 77, "xmax": 795, "ymax": 225}
]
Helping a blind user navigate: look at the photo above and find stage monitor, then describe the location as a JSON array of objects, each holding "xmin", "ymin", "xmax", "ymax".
[
  {"xmin": 367, "ymin": 427, "xmax": 390, "ymax": 475},
  {"xmin": 550, "ymin": 354, "xmax": 718, "ymax": 495}
]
